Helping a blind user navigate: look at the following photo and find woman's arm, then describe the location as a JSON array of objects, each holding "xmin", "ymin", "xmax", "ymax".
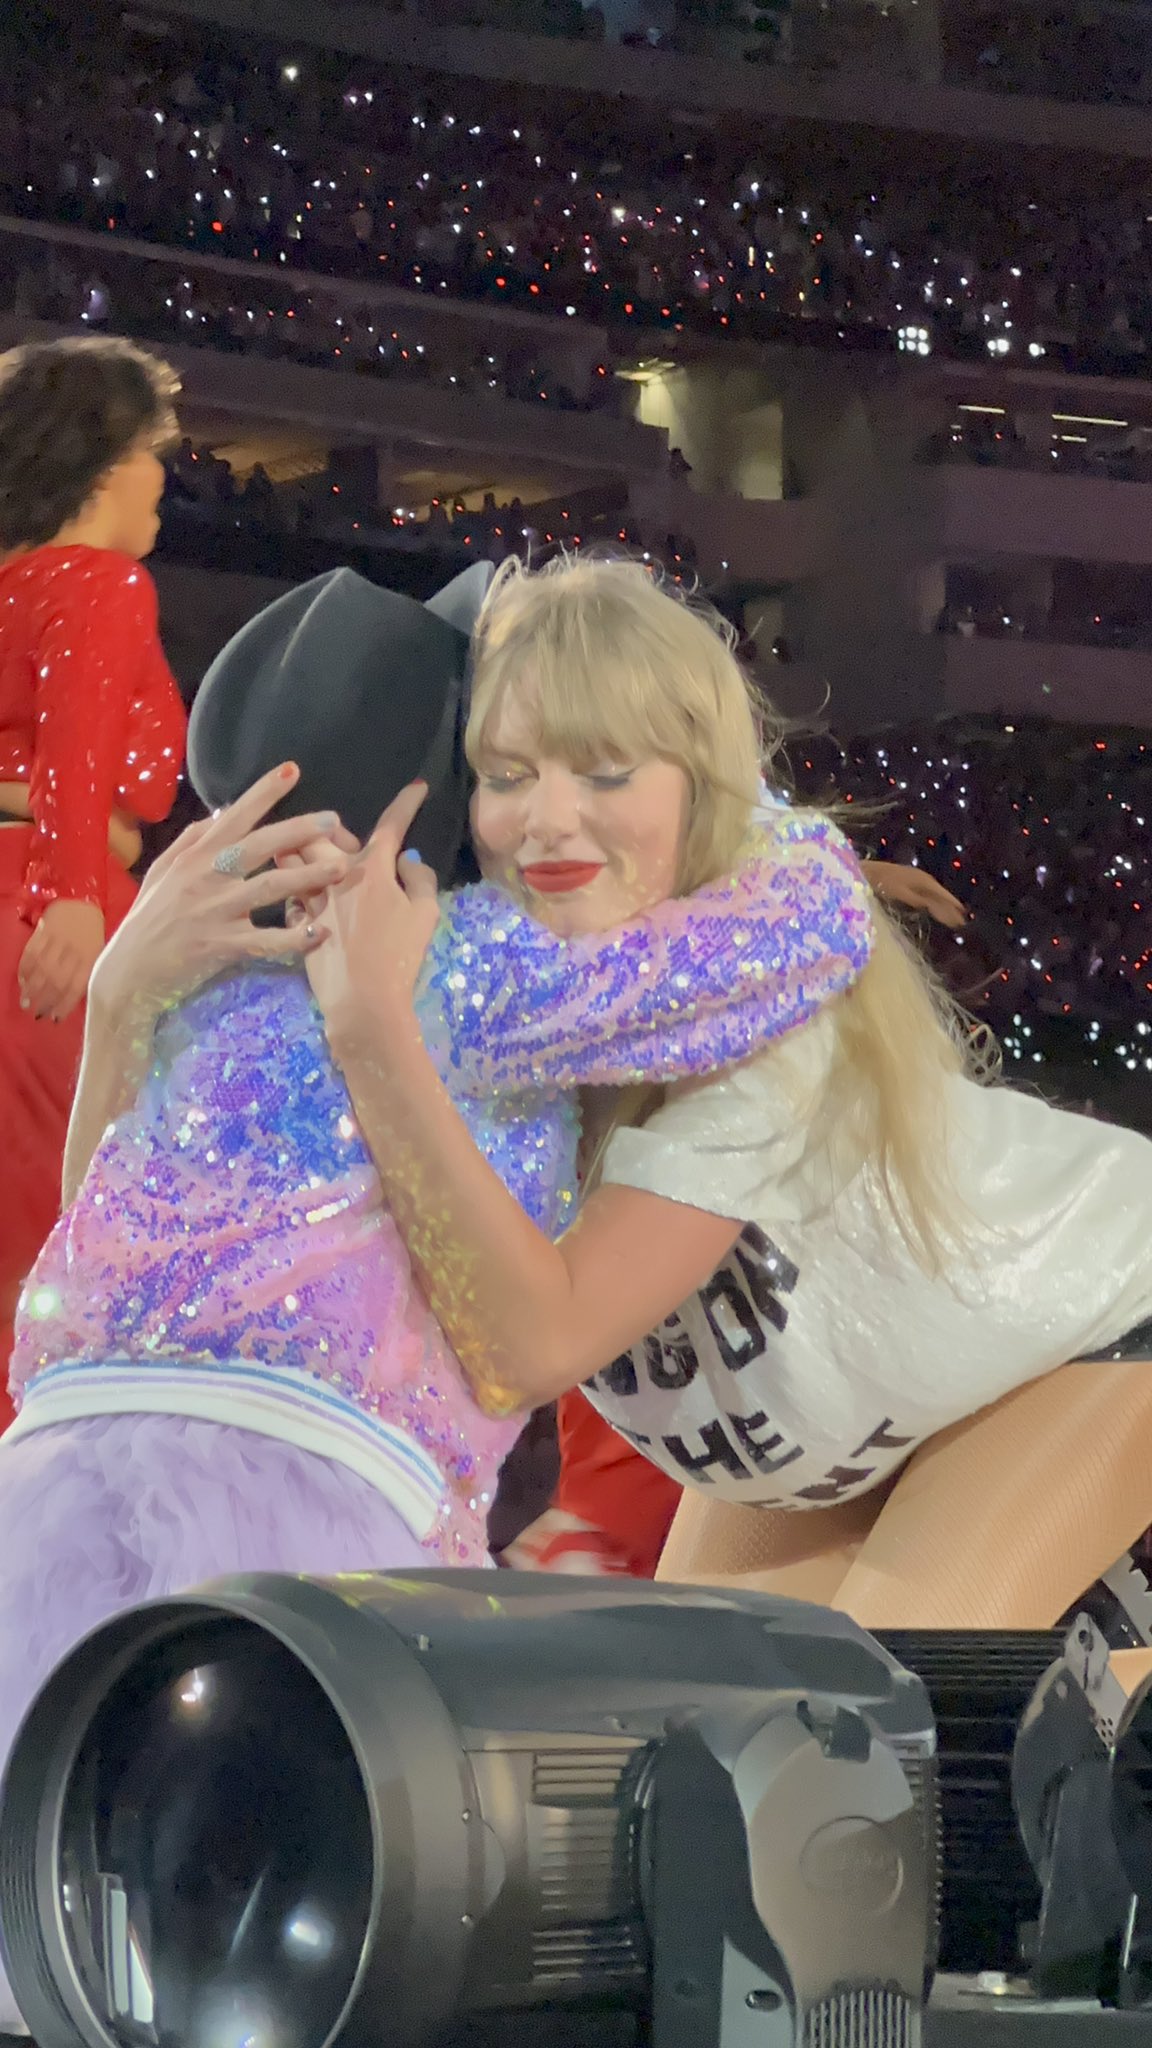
[
  {"xmin": 0, "ymin": 782, "xmax": 143, "ymax": 871},
  {"xmin": 107, "ymin": 811, "xmax": 144, "ymax": 871},
  {"xmin": 862, "ymin": 862, "xmax": 967, "ymax": 929},
  {"xmin": 334, "ymin": 999, "xmax": 740, "ymax": 1412},
  {"xmin": 312, "ymin": 790, "xmax": 745, "ymax": 1413},
  {"xmin": 16, "ymin": 564, "xmax": 152, "ymax": 1021}
]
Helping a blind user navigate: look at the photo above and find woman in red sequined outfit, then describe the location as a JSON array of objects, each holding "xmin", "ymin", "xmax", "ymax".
[{"xmin": 0, "ymin": 338, "xmax": 187, "ymax": 1418}]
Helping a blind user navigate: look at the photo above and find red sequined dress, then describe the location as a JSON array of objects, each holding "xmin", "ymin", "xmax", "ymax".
[{"xmin": 0, "ymin": 545, "xmax": 186, "ymax": 1419}]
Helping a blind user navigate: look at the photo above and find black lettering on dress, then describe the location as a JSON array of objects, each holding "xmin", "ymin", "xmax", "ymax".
[
  {"xmin": 734, "ymin": 1227, "xmax": 799, "ymax": 1333},
  {"xmin": 700, "ymin": 1270, "xmax": 767, "ymax": 1373},
  {"xmin": 644, "ymin": 1319, "xmax": 700, "ymax": 1391},
  {"xmin": 615, "ymin": 1427, "xmax": 654, "ymax": 1451},
  {"xmin": 850, "ymin": 1418, "xmax": 915, "ymax": 1459},
  {"xmin": 662, "ymin": 1420, "xmax": 749, "ymax": 1481},
  {"xmin": 796, "ymin": 1464, "xmax": 876, "ymax": 1504},
  {"xmin": 596, "ymin": 1353, "xmax": 639, "ymax": 1398},
  {"xmin": 731, "ymin": 1411, "xmax": 805, "ymax": 1477}
]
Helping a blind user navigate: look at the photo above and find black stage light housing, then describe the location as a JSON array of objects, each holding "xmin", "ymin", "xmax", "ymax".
[
  {"xmin": 0, "ymin": 1573, "xmax": 937, "ymax": 2048},
  {"xmin": 1008, "ymin": 1618, "xmax": 1152, "ymax": 2011},
  {"xmin": 875, "ymin": 1632, "xmax": 1064, "ymax": 1979}
]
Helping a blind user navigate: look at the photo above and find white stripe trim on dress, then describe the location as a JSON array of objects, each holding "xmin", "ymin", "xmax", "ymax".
[{"xmin": 7, "ymin": 1359, "xmax": 445, "ymax": 1542}]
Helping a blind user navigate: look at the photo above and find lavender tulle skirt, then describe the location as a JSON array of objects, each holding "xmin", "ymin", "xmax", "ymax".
[{"xmin": 0, "ymin": 1411, "xmax": 429, "ymax": 2029}]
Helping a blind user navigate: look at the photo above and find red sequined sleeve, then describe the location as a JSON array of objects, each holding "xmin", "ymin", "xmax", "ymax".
[{"xmin": 21, "ymin": 559, "xmax": 181, "ymax": 925}]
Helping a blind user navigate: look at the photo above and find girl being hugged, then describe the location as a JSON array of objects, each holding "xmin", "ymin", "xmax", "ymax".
[
  {"xmin": 0, "ymin": 557, "xmax": 871, "ymax": 2036},
  {"xmin": 307, "ymin": 552, "xmax": 1152, "ymax": 1633}
]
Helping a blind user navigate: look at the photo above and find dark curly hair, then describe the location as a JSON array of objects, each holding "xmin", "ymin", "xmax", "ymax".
[{"xmin": 0, "ymin": 336, "xmax": 180, "ymax": 551}]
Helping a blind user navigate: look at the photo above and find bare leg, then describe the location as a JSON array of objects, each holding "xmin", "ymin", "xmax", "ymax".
[
  {"xmin": 656, "ymin": 1483, "xmax": 890, "ymax": 1603},
  {"xmin": 833, "ymin": 1358, "xmax": 1152, "ymax": 1631},
  {"xmin": 1112, "ymin": 1649, "xmax": 1152, "ymax": 1697}
]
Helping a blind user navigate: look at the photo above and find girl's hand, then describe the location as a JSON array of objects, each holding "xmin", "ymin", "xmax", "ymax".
[
  {"xmin": 863, "ymin": 860, "xmax": 968, "ymax": 930},
  {"xmin": 89, "ymin": 763, "xmax": 358, "ymax": 1021},
  {"xmin": 306, "ymin": 782, "xmax": 439, "ymax": 1043}
]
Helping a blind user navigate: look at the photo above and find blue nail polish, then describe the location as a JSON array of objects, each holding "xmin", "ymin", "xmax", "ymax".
[{"xmin": 401, "ymin": 848, "xmax": 422, "ymax": 865}]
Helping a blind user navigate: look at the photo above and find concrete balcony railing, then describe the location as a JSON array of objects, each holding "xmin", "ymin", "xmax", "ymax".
[
  {"xmin": 151, "ymin": 0, "xmax": 1152, "ymax": 157},
  {"xmin": 627, "ymin": 475, "xmax": 819, "ymax": 582},
  {"xmin": 0, "ymin": 215, "xmax": 612, "ymax": 363},
  {"xmin": 942, "ymin": 635, "xmax": 1152, "ymax": 728},
  {"xmin": 0, "ymin": 317, "xmax": 665, "ymax": 480},
  {"xmin": 932, "ymin": 465, "xmax": 1152, "ymax": 569}
]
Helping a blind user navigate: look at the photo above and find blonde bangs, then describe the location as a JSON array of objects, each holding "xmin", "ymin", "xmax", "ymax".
[
  {"xmin": 470, "ymin": 614, "xmax": 699, "ymax": 778},
  {"xmin": 467, "ymin": 554, "xmax": 766, "ymax": 889}
]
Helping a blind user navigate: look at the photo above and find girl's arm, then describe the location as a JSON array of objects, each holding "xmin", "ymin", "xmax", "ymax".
[
  {"xmin": 62, "ymin": 769, "xmax": 357, "ymax": 1203},
  {"xmin": 62, "ymin": 986, "xmax": 160, "ymax": 1208},
  {"xmin": 432, "ymin": 814, "xmax": 871, "ymax": 1093}
]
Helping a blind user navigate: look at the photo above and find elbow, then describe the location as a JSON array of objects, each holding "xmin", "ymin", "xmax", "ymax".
[
  {"xmin": 471, "ymin": 1378, "xmax": 537, "ymax": 1422},
  {"xmin": 464, "ymin": 1333, "xmax": 579, "ymax": 1418}
]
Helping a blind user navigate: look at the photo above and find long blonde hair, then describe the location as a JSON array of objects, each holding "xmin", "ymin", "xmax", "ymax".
[{"xmin": 467, "ymin": 554, "xmax": 987, "ymax": 1263}]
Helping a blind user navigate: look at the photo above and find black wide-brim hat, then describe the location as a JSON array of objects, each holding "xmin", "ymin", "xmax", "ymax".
[{"xmin": 187, "ymin": 562, "xmax": 493, "ymax": 886}]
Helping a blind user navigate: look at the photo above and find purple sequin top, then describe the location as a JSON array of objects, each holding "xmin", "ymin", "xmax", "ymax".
[{"xmin": 14, "ymin": 809, "xmax": 871, "ymax": 1564}]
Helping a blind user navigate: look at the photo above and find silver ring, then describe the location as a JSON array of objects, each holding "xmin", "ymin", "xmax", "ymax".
[{"xmin": 212, "ymin": 843, "xmax": 246, "ymax": 877}]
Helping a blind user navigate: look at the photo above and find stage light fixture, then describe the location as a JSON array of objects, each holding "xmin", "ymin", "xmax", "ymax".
[
  {"xmin": 1003, "ymin": 1617, "xmax": 1152, "ymax": 2010},
  {"xmin": 0, "ymin": 1573, "xmax": 938, "ymax": 2048}
]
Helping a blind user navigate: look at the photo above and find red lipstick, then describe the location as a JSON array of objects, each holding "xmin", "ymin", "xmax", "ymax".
[{"xmin": 520, "ymin": 861, "xmax": 604, "ymax": 895}]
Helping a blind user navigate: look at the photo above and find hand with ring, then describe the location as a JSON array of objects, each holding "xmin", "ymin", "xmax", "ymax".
[{"xmin": 89, "ymin": 763, "xmax": 361, "ymax": 1025}]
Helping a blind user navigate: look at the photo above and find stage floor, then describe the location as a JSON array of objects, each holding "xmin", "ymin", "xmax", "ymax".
[{"xmin": 930, "ymin": 1978, "xmax": 1152, "ymax": 2044}]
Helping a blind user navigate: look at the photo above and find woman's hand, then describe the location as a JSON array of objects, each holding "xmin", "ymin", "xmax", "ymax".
[
  {"xmin": 18, "ymin": 899, "xmax": 107, "ymax": 1023},
  {"xmin": 863, "ymin": 860, "xmax": 968, "ymax": 929},
  {"xmin": 305, "ymin": 782, "xmax": 439, "ymax": 1045},
  {"xmin": 108, "ymin": 810, "xmax": 143, "ymax": 872},
  {"xmin": 88, "ymin": 763, "xmax": 358, "ymax": 1024}
]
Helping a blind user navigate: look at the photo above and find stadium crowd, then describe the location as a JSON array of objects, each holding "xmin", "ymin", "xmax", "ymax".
[{"xmin": 0, "ymin": 5, "xmax": 1150, "ymax": 376}]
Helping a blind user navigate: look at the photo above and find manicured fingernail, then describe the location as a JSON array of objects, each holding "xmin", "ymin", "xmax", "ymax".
[
  {"xmin": 401, "ymin": 848, "xmax": 422, "ymax": 864},
  {"xmin": 280, "ymin": 762, "xmax": 298, "ymax": 781},
  {"xmin": 317, "ymin": 812, "xmax": 338, "ymax": 829}
]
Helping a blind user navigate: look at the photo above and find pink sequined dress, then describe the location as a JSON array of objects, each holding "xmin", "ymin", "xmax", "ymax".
[{"xmin": 0, "ymin": 809, "xmax": 871, "ymax": 2026}]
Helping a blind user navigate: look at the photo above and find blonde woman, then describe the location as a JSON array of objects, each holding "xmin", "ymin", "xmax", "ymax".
[{"xmin": 305, "ymin": 553, "xmax": 1152, "ymax": 1632}]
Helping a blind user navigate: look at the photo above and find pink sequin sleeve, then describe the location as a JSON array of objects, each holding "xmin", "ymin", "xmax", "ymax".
[{"xmin": 429, "ymin": 810, "xmax": 873, "ymax": 1094}]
